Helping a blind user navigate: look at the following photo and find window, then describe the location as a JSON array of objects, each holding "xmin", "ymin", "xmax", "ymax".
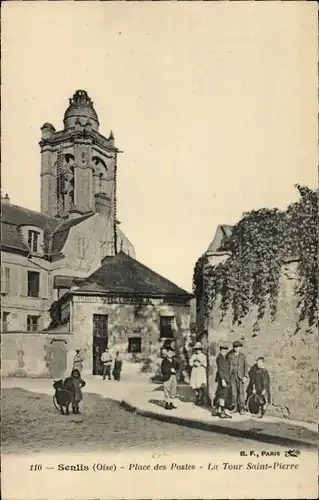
[
  {"xmin": 128, "ymin": 337, "xmax": 142, "ymax": 354},
  {"xmin": 28, "ymin": 230, "xmax": 40, "ymax": 253},
  {"xmin": 1, "ymin": 267, "xmax": 10, "ymax": 294},
  {"xmin": 76, "ymin": 237, "xmax": 87, "ymax": 259},
  {"xmin": 27, "ymin": 315, "xmax": 39, "ymax": 332},
  {"xmin": 2, "ymin": 312, "xmax": 10, "ymax": 332},
  {"xmin": 27, "ymin": 271, "xmax": 40, "ymax": 298},
  {"xmin": 160, "ymin": 316, "xmax": 174, "ymax": 338},
  {"xmin": 93, "ymin": 314, "xmax": 108, "ymax": 338}
]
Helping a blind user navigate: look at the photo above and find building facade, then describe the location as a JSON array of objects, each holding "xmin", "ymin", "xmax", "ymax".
[
  {"xmin": 1, "ymin": 90, "xmax": 135, "ymax": 334},
  {"xmin": 48, "ymin": 251, "xmax": 193, "ymax": 377}
]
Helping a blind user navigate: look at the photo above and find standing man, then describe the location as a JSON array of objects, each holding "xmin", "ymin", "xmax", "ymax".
[
  {"xmin": 161, "ymin": 346, "xmax": 179, "ymax": 410},
  {"xmin": 214, "ymin": 342, "xmax": 232, "ymax": 419},
  {"xmin": 73, "ymin": 349, "xmax": 83, "ymax": 373},
  {"xmin": 101, "ymin": 348, "xmax": 112, "ymax": 381},
  {"xmin": 112, "ymin": 351, "xmax": 123, "ymax": 381},
  {"xmin": 226, "ymin": 340, "xmax": 248, "ymax": 414}
]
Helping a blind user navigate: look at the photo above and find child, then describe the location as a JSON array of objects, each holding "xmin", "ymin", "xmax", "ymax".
[
  {"xmin": 214, "ymin": 342, "xmax": 232, "ymax": 419},
  {"xmin": 161, "ymin": 347, "xmax": 179, "ymax": 410},
  {"xmin": 65, "ymin": 369, "xmax": 86, "ymax": 414},
  {"xmin": 247, "ymin": 357, "xmax": 271, "ymax": 418}
]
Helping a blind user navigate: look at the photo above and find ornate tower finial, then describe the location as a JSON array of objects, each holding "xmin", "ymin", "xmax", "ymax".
[{"xmin": 63, "ymin": 90, "xmax": 99, "ymax": 131}]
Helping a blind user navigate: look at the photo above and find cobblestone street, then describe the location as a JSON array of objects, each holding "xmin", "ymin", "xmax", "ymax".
[{"xmin": 2, "ymin": 388, "xmax": 291, "ymax": 455}]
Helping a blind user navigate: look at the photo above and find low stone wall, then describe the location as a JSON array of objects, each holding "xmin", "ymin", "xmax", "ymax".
[{"xmin": 1, "ymin": 332, "xmax": 76, "ymax": 378}]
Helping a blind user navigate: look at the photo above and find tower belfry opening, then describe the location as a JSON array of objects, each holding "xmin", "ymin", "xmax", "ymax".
[{"xmin": 40, "ymin": 90, "xmax": 118, "ymax": 220}]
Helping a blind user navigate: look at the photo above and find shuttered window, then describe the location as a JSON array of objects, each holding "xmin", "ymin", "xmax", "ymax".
[
  {"xmin": 28, "ymin": 230, "xmax": 40, "ymax": 253},
  {"xmin": 1, "ymin": 267, "xmax": 10, "ymax": 294},
  {"xmin": 27, "ymin": 315, "xmax": 39, "ymax": 332},
  {"xmin": 76, "ymin": 237, "xmax": 87, "ymax": 259},
  {"xmin": 2, "ymin": 312, "xmax": 10, "ymax": 332}
]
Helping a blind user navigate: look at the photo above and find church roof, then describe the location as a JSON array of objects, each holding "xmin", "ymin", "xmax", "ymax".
[
  {"xmin": 0, "ymin": 202, "xmax": 94, "ymax": 257},
  {"xmin": 70, "ymin": 251, "xmax": 192, "ymax": 298}
]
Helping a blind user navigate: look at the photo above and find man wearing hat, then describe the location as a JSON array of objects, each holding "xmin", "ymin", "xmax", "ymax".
[
  {"xmin": 189, "ymin": 342, "xmax": 207, "ymax": 406},
  {"xmin": 226, "ymin": 340, "xmax": 248, "ymax": 414},
  {"xmin": 214, "ymin": 342, "xmax": 232, "ymax": 419},
  {"xmin": 160, "ymin": 346, "xmax": 179, "ymax": 410}
]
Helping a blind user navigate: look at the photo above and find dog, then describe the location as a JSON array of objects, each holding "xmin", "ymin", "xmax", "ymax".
[{"xmin": 53, "ymin": 378, "xmax": 74, "ymax": 415}]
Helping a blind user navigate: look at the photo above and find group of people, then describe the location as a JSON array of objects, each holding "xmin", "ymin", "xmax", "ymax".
[
  {"xmin": 100, "ymin": 348, "xmax": 123, "ymax": 381},
  {"xmin": 54, "ymin": 348, "xmax": 123, "ymax": 416},
  {"xmin": 75, "ymin": 347, "xmax": 123, "ymax": 382},
  {"xmin": 160, "ymin": 340, "xmax": 271, "ymax": 419},
  {"xmin": 213, "ymin": 340, "xmax": 271, "ymax": 419}
]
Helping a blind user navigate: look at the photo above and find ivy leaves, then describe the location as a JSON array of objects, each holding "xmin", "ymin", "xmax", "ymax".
[
  {"xmin": 193, "ymin": 185, "xmax": 318, "ymax": 334},
  {"xmin": 285, "ymin": 185, "xmax": 318, "ymax": 332}
]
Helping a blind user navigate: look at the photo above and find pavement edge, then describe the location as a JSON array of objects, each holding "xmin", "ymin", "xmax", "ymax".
[{"xmin": 120, "ymin": 399, "xmax": 317, "ymax": 450}]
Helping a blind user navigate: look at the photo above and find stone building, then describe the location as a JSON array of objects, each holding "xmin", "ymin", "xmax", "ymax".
[
  {"xmin": 47, "ymin": 251, "xmax": 193, "ymax": 377},
  {"xmin": 194, "ymin": 225, "xmax": 317, "ymax": 423},
  {"xmin": 1, "ymin": 90, "xmax": 135, "ymax": 333}
]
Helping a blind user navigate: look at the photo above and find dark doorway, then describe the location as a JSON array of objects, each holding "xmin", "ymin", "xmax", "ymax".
[{"xmin": 92, "ymin": 314, "xmax": 108, "ymax": 375}]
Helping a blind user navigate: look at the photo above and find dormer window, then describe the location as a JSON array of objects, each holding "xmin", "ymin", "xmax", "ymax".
[
  {"xmin": 21, "ymin": 226, "xmax": 44, "ymax": 256},
  {"xmin": 28, "ymin": 230, "xmax": 40, "ymax": 253}
]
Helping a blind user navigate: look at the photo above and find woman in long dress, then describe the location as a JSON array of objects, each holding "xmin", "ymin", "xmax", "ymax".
[{"xmin": 189, "ymin": 342, "xmax": 207, "ymax": 405}]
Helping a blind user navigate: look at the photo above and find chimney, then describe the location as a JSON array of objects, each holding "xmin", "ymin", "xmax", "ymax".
[
  {"xmin": 2, "ymin": 193, "xmax": 10, "ymax": 205},
  {"xmin": 95, "ymin": 193, "xmax": 112, "ymax": 217},
  {"xmin": 41, "ymin": 123, "xmax": 56, "ymax": 140}
]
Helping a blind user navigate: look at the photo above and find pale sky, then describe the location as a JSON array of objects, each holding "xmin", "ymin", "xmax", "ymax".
[{"xmin": 2, "ymin": 2, "xmax": 317, "ymax": 292}]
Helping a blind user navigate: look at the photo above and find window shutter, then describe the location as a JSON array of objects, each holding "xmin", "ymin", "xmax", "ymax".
[
  {"xmin": 22, "ymin": 269, "xmax": 28, "ymax": 296},
  {"xmin": 1, "ymin": 267, "xmax": 11, "ymax": 294},
  {"xmin": 41, "ymin": 271, "xmax": 49, "ymax": 299},
  {"xmin": 76, "ymin": 237, "xmax": 82, "ymax": 258},
  {"xmin": 7, "ymin": 267, "xmax": 15, "ymax": 296},
  {"xmin": 76, "ymin": 237, "xmax": 87, "ymax": 259}
]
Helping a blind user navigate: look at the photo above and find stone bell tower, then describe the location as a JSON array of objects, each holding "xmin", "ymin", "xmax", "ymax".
[{"xmin": 40, "ymin": 90, "xmax": 118, "ymax": 219}]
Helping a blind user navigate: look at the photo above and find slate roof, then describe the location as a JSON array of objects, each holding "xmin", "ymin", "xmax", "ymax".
[
  {"xmin": 72, "ymin": 251, "xmax": 192, "ymax": 298},
  {"xmin": 50, "ymin": 212, "xmax": 95, "ymax": 256},
  {"xmin": 0, "ymin": 202, "xmax": 94, "ymax": 258}
]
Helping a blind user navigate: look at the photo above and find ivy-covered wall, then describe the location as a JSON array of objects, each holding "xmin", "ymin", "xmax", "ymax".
[{"xmin": 193, "ymin": 186, "xmax": 318, "ymax": 423}]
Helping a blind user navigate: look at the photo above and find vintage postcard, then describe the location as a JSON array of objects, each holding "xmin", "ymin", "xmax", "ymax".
[{"xmin": 1, "ymin": 1, "xmax": 318, "ymax": 499}]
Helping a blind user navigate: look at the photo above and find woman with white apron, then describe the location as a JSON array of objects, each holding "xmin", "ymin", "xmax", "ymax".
[{"xmin": 189, "ymin": 342, "xmax": 207, "ymax": 405}]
